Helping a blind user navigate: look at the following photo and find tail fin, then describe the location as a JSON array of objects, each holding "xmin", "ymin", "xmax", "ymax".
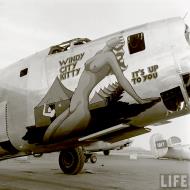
[
  {"xmin": 150, "ymin": 133, "xmax": 168, "ymax": 158},
  {"xmin": 167, "ymin": 136, "xmax": 181, "ymax": 147}
]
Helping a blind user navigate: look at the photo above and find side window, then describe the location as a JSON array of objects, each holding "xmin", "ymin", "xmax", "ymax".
[
  {"xmin": 20, "ymin": 68, "xmax": 28, "ymax": 77},
  {"xmin": 127, "ymin": 33, "xmax": 145, "ymax": 54},
  {"xmin": 160, "ymin": 86, "xmax": 184, "ymax": 111}
]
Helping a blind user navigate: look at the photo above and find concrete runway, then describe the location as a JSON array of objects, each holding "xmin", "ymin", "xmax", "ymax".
[{"xmin": 0, "ymin": 153, "xmax": 189, "ymax": 190}]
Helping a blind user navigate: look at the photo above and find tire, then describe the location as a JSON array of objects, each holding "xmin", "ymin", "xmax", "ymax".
[
  {"xmin": 90, "ymin": 154, "xmax": 97, "ymax": 163},
  {"xmin": 103, "ymin": 150, "xmax": 110, "ymax": 156},
  {"xmin": 59, "ymin": 147, "xmax": 85, "ymax": 175}
]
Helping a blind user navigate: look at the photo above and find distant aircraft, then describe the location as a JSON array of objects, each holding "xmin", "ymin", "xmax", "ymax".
[
  {"xmin": 84, "ymin": 139, "xmax": 132, "ymax": 163},
  {"xmin": 150, "ymin": 133, "xmax": 190, "ymax": 160},
  {"xmin": 0, "ymin": 17, "xmax": 190, "ymax": 174}
]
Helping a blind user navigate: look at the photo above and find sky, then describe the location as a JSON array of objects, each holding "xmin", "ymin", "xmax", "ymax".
[{"xmin": 1, "ymin": 0, "xmax": 190, "ymax": 149}]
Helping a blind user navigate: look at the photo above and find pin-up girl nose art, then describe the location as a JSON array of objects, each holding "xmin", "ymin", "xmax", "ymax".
[{"xmin": 43, "ymin": 36, "xmax": 160, "ymax": 143}]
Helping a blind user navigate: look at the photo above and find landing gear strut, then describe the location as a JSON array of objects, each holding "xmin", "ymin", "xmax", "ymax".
[
  {"xmin": 59, "ymin": 146, "xmax": 85, "ymax": 175},
  {"xmin": 84, "ymin": 153, "xmax": 97, "ymax": 163}
]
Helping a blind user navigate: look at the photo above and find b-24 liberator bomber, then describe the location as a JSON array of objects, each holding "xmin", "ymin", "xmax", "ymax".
[{"xmin": 0, "ymin": 17, "xmax": 190, "ymax": 174}]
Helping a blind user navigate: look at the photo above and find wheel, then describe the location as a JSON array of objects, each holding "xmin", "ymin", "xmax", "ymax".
[
  {"xmin": 103, "ymin": 150, "xmax": 110, "ymax": 156},
  {"xmin": 90, "ymin": 154, "xmax": 97, "ymax": 163},
  {"xmin": 59, "ymin": 146, "xmax": 85, "ymax": 175}
]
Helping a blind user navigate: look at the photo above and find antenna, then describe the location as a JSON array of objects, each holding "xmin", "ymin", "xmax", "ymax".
[{"xmin": 183, "ymin": 12, "xmax": 189, "ymax": 20}]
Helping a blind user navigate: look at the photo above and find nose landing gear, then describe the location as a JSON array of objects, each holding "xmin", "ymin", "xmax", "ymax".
[
  {"xmin": 59, "ymin": 147, "xmax": 98, "ymax": 175},
  {"xmin": 84, "ymin": 153, "xmax": 97, "ymax": 163}
]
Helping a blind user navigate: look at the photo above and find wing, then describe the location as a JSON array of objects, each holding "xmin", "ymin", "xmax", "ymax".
[{"xmin": 79, "ymin": 124, "xmax": 151, "ymax": 144}]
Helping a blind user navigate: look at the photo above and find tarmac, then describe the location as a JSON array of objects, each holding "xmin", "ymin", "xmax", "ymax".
[{"xmin": 0, "ymin": 152, "xmax": 189, "ymax": 190}]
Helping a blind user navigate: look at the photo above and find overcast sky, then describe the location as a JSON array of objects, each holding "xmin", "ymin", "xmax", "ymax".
[{"xmin": 1, "ymin": 0, "xmax": 190, "ymax": 149}]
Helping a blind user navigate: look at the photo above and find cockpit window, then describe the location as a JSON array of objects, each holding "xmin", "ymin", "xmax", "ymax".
[
  {"xmin": 185, "ymin": 24, "xmax": 190, "ymax": 45},
  {"xmin": 48, "ymin": 38, "xmax": 91, "ymax": 55}
]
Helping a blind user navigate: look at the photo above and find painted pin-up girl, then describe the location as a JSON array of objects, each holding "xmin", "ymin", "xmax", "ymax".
[{"xmin": 43, "ymin": 36, "xmax": 159, "ymax": 143}]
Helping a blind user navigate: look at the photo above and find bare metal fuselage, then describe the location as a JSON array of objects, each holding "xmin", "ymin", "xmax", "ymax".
[{"xmin": 0, "ymin": 17, "xmax": 190, "ymax": 159}]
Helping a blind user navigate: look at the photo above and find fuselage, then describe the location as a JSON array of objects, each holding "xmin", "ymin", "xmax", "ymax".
[
  {"xmin": 165, "ymin": 145, "xmax": 190, "ymax": 160},
  {"xmin": 0, "ymin": 17, "xmax": 190, "ymax": 158}
]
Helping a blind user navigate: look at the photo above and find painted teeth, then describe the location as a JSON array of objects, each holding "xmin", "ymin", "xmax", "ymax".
[
  {"xmin": 98, "ymin": 89, "xmax": 110, "ymax": 98},
  {"xmin": 102, "ymin": 88, "xmax": 112, "ymax": 95},
  {"xmin": 107, "ymin": 84, "xmax": 115, "ymax": 91},
  {"xmin": 90, "ymin": 82, "xmax": 124, "ymax": 107}
]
